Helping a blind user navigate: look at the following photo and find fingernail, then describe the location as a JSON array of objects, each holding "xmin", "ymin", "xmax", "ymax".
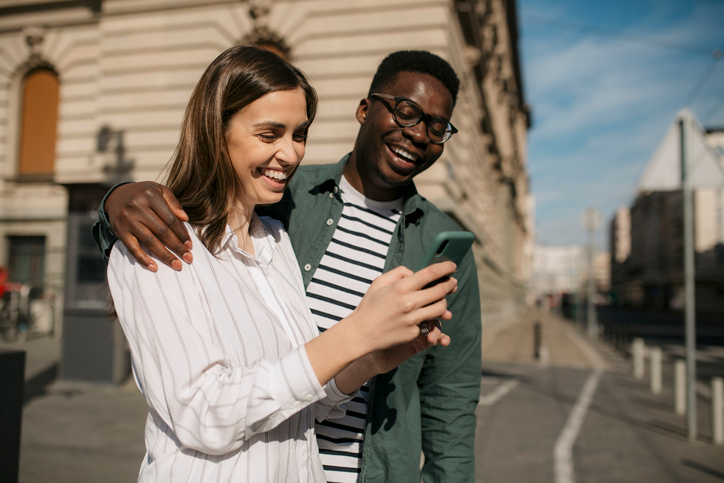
[
  {"xmin": 184, "ymin": 241, "xmax": 193, "ymax": 249},
  {"xmin": 147, "ymin": 263, "xmax": 158, "ymax": 273},
  {"xmin": 183, "ymin": 252, "xmax": 193, "ymax": 264},
  {"xmin": 171, "ymin": 259, "xmax": 183, "ymax": 271}
]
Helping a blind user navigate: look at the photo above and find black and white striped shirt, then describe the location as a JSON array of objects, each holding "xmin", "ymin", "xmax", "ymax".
[
  {"xmin": 306, "ymin": 176, "xmax": 402, "ymax": 483},
  {"xmin": 108, "ymin": 215, "xmax": 352, "ymax": 482}
]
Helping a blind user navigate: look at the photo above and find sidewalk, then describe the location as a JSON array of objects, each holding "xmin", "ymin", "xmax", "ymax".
[
  {"xmin": 1, "ymin": 335, "xmax": 147, "ymax": 483},
  {"xmin": 481, "ymin": 308, "xmax": 605, "ymax": 369}
]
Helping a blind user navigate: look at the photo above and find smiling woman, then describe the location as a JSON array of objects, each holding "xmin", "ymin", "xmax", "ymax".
[
  {"xmin": 105, "ymin": 45, "xmax": 457, "ymax": 483},
  {"xmin": 224, "ymin": 88, "xmax": 310, "ymax": 251},
  {"xmin": 164, "ymin": 46, "xmax": 317, "ymax": 255}
]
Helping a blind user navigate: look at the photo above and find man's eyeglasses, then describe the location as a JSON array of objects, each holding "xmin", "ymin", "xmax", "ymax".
[{"xmin": 369, "ymin": 93, "xmax": 458, "ymax": 145}]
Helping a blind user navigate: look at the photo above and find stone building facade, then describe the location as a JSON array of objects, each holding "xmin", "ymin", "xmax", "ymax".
[{"xmin": 0, "ymin": 0, "xmax": 532, "ymax": 363}]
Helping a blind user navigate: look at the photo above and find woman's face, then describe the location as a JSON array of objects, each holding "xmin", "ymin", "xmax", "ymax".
[{"xmin": 225, "ymin": 87, "xmax": 309, "ymax": 208}]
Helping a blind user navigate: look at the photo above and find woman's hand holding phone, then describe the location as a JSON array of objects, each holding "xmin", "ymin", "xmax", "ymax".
[
  {"xmin": 352, "ymin": 261, "xmax": 457, "ymax": 376},
  {"xmin": 307, "ymin": 261, "xmax": 457, "ymax": 391}
]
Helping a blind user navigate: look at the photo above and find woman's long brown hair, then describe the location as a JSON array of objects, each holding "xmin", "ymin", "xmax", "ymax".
[{"xmin": 164, "ymin": 45, "xmax": 317, "ymax": 253}]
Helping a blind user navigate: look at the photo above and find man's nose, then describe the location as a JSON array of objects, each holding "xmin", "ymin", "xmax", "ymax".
[{"xmin": 402, "ymin": 120, "xmax": 429, "ymax": 145}]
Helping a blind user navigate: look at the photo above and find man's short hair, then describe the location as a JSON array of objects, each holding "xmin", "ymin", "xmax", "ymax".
[{"xmin": 368, "ymin": 50, "xmax": 460, "ymax": 107}]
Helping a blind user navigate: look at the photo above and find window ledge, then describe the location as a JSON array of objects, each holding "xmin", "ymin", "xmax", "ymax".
[{"xmin": 7, "ymin": 173, "xmax": 55, "ymax": 184}]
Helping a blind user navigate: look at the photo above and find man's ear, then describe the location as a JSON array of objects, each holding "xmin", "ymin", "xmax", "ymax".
[{"xmin": 355, "ymin": 98, "xmax": 371, "ymax": 125}]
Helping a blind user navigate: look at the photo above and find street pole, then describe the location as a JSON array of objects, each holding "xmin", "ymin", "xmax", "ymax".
[
  {"xmin": 587, "ymin": 230, "xmax": 596, "ymax": 338},
  {"xmin": 581, "ymin": 207, "xmax": 601, "ymax": 339},
  {"xmin": 681, "ymin": 117, "xmax": 697, "ymax": 441}
]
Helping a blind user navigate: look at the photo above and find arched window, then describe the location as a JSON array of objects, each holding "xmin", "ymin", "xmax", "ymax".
[{"xmin": 17, "ymin": 68, "xmax": 59, "ymax": 177}]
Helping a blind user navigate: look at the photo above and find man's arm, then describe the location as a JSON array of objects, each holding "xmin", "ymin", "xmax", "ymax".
[
  {"xmin": 91, "ymin": 181, "xmax": 192, "ymax": 271},
  {"xmin": 418, "ymin": 250, "xmax": 481, "ymax": 483}
]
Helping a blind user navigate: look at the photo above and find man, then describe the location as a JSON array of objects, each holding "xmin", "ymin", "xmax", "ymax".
[{"xmin": 94, "ymin": 50, "xmax": 481, "ymax": 483}]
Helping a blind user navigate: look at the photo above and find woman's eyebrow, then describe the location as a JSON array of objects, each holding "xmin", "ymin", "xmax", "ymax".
[
  {"xmin": 252, "ymin": 120, "xmax": 311, "ymax": 130},
  {"xmin": 252, "ymin": 121, "xmax": 286, "ymax": 128}
]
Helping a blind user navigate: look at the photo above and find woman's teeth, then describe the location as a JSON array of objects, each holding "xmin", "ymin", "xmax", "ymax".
[{"xmin": 261, "ymin": 169, "xmax": 288, "ymax": 181}]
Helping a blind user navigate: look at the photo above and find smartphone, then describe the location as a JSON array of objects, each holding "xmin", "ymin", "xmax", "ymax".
[{"xmin": 416, "ymin": 231, "xmax": 475, "ymax": 272}]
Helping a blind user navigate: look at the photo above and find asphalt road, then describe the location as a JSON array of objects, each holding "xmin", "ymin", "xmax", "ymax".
[{"xmin": 475, "ymin": 343, "xmax": 724, "ymax": 483}]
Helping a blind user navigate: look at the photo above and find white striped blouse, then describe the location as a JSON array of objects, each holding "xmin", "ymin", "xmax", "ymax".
[{"xmin": 107, "ymin": 214, "xmax": 352, "ymax": 483}]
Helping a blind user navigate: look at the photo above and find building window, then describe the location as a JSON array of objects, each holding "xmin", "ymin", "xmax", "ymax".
[
  {"xmin": 18, "ymin": 68, "xmax": 59, "ymax": 177},
  {"xmin": 7, "ymin": 236, "xmax": 45, "ymax": 285}
]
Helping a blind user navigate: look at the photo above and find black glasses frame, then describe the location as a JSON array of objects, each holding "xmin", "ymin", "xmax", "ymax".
[{"xmin": 369, "ymin": 93, "xmax": 458, "ymax": 144}]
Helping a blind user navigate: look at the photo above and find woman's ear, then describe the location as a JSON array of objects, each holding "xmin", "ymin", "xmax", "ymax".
[{"xmin": 355, "ymin": 98, "xmax": 371, "ymax": 125}]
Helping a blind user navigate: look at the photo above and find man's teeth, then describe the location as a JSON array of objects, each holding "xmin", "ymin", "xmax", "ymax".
[
  {"xmin": 261, "ymin": 169, "xmax": 288, "ymax": 181},
  {"xmin": 390, "ymin": 146, "xmax": 418, "ymax": 163}
]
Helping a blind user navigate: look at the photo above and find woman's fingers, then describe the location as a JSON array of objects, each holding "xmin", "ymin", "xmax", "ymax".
[
  {"xmin": 412, "ymin": 275, "xmax": 457, "ymax": 312},
  {"xmin": 370, "ymin": 265, "xmax": 414, "ymax": 287}
]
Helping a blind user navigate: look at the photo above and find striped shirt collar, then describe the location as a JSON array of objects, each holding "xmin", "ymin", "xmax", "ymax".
[{"xmin": 219, "ymin": 213, "xmax": 274, "ymax": 267}]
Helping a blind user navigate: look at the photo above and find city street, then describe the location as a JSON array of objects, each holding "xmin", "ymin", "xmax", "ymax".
[
  {"xmin": 475, "ymin": 312, "xmax": 724, "ymax": 483},
  {"xmin": 4, "ymin": 308, "xmax": 724, "ymax": 482}
]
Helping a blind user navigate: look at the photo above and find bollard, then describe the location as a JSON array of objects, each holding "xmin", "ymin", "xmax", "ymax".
[
  {"xmin": 0, "ymin": 350, "xmax": 26, "ymax": 483},
  {"xmin": 674, "ymin": 360, "xmax": 686, "ymax": 415},
  {"xmin": 533, "ymin": 321, "xmax": 542, "ymax": 360},
  {"xmin": 633, "ymin": 338, "xmax": 645, "ymax": 379},
  {"xmin": 713, "ymin": 377, "xmax": 723, "ymax": 446},
  {"xmin": 650, "ymin": 346, "xmax": 662, "ymax": 395}
]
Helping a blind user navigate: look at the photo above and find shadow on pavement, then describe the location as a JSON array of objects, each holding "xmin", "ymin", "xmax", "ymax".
[
  {"xmin": 681, "ymin": 460, "xmax": 724, "ymax": 480},
  {"xmin": 23, "ymin": 362, "xmax": 57, "ymax": 404}
]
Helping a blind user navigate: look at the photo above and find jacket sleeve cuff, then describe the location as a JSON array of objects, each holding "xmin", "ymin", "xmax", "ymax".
[{"xmin": 92, "ymin": 181, "xmax": 133, "ymax": 264}]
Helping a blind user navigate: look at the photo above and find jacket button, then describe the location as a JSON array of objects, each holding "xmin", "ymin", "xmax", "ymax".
[
  {"xmin": 329, "ymin": 192, "xmax": 334, "ymax": 198},
  {"xmin": 326, "ymin": 219, "xmax": 333, "ymax": 226},
  {"xmin": 304, "ymin": 264, "xmax": 312, "ymax": 271}
]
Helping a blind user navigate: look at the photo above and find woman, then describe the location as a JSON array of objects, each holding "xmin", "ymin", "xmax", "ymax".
[{"xmin": 107, "ymin": 45, "xmax": 456, "ymax": 482}]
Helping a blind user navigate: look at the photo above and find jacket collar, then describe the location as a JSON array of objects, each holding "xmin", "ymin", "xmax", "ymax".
[{"xmin": 307, "ymin": 153, "xmax": 426, "ymax": 222}]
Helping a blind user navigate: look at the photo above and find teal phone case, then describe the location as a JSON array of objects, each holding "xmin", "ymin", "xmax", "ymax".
[{"xmin": 416, "ymin": 231, "xmax": 475, "ymax": 271}]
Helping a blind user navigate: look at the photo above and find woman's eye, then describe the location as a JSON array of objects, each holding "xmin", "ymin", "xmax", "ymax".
[
  {"xmin": 293, "ymin": 133, "xmax": 308, "ymax": 143},
  {"xmin": 258, "ymin": 133, "xmax": 277, "ymax": 142}
]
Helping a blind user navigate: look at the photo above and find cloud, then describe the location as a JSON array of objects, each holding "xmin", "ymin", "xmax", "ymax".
[{"xmin": 519, "ymin": 0, "xmax": 724, "ymax": 247}]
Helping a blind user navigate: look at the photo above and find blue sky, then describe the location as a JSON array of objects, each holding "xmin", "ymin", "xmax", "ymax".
[{"xmin": 518, "ymin": 0, "xmax": 724, "ymax": 248}]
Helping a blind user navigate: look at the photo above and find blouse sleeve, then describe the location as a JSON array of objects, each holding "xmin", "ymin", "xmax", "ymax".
[{"xmin": 107, "ymin": 241, "xmax": 328, "ymax": 456}]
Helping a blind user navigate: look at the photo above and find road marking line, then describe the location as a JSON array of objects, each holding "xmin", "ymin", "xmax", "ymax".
[
  {"xmin": 554, "ymin": 329, "xmax": 606, "ymax": 483},
  {"xmin": 554, "ymin": 369, "xmax": 602, "ymax": 483},
  {"xmin": 478, "ymin": 379, "xmax": 519, "ymax": 406}
]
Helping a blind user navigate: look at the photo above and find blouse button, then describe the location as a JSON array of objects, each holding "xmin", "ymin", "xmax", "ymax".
[
  {"xmin": 304, "ymin": 264, "xmax": 312, "ymax": 271},
  {"xmin": 326, "ymin": 219, "xmax": 333, "ymax": 226},
  {"xmin": 305, "ymin": 394, "xmax": 314, "ymax": 402}
]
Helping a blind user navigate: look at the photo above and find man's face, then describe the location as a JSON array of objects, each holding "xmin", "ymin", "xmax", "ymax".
[{"xmin": 349, "ymin": 71, "xmax": 454, "ymax": 201}]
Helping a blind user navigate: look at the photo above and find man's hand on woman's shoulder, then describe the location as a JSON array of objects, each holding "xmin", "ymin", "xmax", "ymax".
[{"xmin": 106, "ymin": 181, "xmax": 192, "ymax": 272}]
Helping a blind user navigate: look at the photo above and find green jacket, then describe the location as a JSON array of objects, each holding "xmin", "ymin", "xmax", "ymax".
[{"xmin": 93, "ymin": 155, "xmax": 482, "ymax": 483}]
